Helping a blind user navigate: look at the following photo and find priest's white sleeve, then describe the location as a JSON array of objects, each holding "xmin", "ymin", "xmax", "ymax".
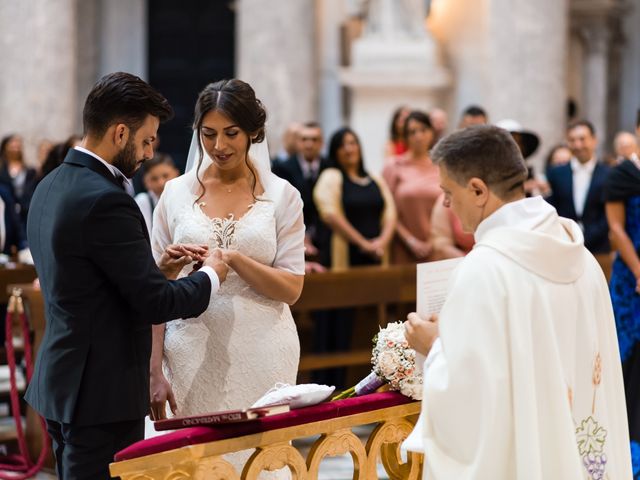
[
  {"xmin": 412, "ymin": 250, "xmax": 514, "ymax": 478},
  {"xmin": 401, "ymin": 338, "xmax": 442, "ymax": 454}
]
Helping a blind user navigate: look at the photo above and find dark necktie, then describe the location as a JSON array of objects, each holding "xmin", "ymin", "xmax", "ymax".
[{"xmin": 115, "ymin": 174, "xmax": 127, "ymax": 191}]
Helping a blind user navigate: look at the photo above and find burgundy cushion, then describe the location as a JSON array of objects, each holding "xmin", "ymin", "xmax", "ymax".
[{"xmin": 115, "ymin": 391, "xmax": 413, "ymax": 461}]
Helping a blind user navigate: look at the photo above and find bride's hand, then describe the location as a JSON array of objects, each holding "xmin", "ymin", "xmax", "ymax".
[{"xmin": 149, "ymin": 370, "xmax": 177, "ymax": 420}]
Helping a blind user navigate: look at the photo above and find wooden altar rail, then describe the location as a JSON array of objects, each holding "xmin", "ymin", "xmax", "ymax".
[
  {"xmin": 109, "ymin": 401, "xmax": 423, "ymax": 479},
  {"xmin": 291, "ymin": 264, "xmax": 417, "ymax": 373}
]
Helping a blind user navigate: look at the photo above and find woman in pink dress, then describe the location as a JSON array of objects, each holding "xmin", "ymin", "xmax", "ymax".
[
  {"xmin": 430, "ymin": 193, "xmax": 475, "ymax": 259},
  {"xmin": 383, "ymin": 110, "xmax": 441, "ymax": 264}
]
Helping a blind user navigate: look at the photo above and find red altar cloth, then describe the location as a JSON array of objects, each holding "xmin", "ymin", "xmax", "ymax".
[{"xmin": 115, "ymin": 391, "xmax": 413, "ymax": 461}]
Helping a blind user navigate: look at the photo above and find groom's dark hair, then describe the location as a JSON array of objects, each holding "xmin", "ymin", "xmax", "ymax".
[{"xmin": 83, "ymin": 72, "xmax": 173, "ymax": 138}]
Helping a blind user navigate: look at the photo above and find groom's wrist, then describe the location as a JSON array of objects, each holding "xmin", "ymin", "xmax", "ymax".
[{"xmin": 198, "ymin": 266, "xmax": 221, "ymax": 296}]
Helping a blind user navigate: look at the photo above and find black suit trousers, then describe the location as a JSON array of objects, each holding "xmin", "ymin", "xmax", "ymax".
[{"xmin": 46, "ymin": 418, "xmax": 144, "ymax": 480}]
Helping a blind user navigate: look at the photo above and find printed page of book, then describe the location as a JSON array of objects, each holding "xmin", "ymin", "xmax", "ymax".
[
  {"xmin": 414, "ymin": 257, "xmax": 463, "ymax": 372},
  {"xmin": 416, "ymin": 257, "xmax": 463, "ymax": 318}
]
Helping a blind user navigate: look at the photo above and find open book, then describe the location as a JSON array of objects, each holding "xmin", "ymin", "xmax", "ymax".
[{"xmin": 154, "ymin": 403, "xmax": 290, "ymax": 431}]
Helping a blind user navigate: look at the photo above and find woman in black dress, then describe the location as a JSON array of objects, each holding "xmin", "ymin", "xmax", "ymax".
[
  {"xmin": 314, "ymin": 127, "xmax": 396, "ymax": 269},
  {"xmin": 312, "ymin": 127, "xmax": 396, "ymax": 386}
]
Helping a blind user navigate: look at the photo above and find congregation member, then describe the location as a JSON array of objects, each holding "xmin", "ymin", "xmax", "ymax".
[
  {"xmin": 272, "ymin": 121, "xmax": 327, "ymax": 259},
  {"xmin": 25, "ymin": 72, "xmax": 228, "ymax": 479},
  {"xmin": 313, "ymin": 127, "xmax": 395, "ymax": 386},
  {"xmin": 384, "ymin": 105, "xmax": 411, "ymax": 158},
  {"xmin": 457, "ymin": 104, "xmax": 488, "ymax": 128},
  {"xmin": 404, "ymin": 125, "xmax": 631, "ymax": 479},
  {"xmin": 0, "ymin": 134, "xmax": 38, "ymax": 228},
  {"xmin": 495, "ymin": 119, "xmax": 546, "ymax": 197},
  {"xmin": 36, "ymin": 138, "xmax": 54, "ymax": 171},
  {"xmin": 605, "ymin": 150, "xmax": 640, "ymax": 467},
  {"xmin": 544, "ymin": 143, "xmax": 572, "ymax": 173},
  {"xmin": 0, "ymin": 181, "xmax": 31, "ymax": 353},
  {"xmin": 430, "ymin": 192, "xmax": 474, "ymax": 260},
  {"xmin": 613, "ymin": 131, "xmax": 639, "ymax": 164},
  {"xmin": 38, "ymin": 135, "xmax": 82, "ymax": 182},
  {"xmin": 134, "ymin": 155, "xmax": 179, "ymax": 234},
  {"xmin": 148, "ymin": 79, "xmax": 305, "ymax": 476},
  {"xmin": 383, "ymin": 110, "xmax": 440, "ymax": 263},
  {"xmin": 130, "ymin": 135, "xmax": 174, "ymax": 195},
  {"xmin": 429, "ymin": 107, "xmax": 448, "ymax": 143},
  {"xmin": 272, "ymin": 121, "xmax": 302, "ymax": 164},
  {"xmin": 314, "ymin": 127, "xmax": 396, "ymax": 269},
  {"xmin": 546, "ymin": 120, "xmax": 611, "ymax": 276}
]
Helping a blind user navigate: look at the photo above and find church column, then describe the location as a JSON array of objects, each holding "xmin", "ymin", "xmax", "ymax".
[
  {"xmin": 580, "ymin": 19, "xmax": 611, "ymax": 154},
  {"xmin": 485, "ymin": 0, "xmax": 568, "ymax": 172},
  {"xmin": 97, "ymin": 0, "xmax": 148, "ymax": 80},
  {"xmin": 316, "ymin": 0, "xmax": 347, "ymax": 137},
  {"xmin": 0, "ymin": 0, "xmax": 78, "ymax": 165},
  {"xmin": 236, "ymin": 0, "xmax": 317, "ymax": 152}
]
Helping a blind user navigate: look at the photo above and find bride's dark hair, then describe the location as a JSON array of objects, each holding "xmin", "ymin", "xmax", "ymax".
[{"xmin": 192, "ymin": 79, "xmax": 267, "ymax": 203}]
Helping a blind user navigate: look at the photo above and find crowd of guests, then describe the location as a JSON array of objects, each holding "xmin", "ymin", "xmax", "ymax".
[
  {"xmin": 5, "ymin": 100, "xmax": 640, "ymax": 454},
  {"xmin": 270, "ymin": 104, "xmax": 640, "ymax": 464}
]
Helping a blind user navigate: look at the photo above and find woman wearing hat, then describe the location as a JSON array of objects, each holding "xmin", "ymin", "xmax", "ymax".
[{"xmin": 495, "ymin": 119, "xmax": 549, "ymax": 197}]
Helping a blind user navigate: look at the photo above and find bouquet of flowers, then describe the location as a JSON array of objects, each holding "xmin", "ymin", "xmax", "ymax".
[{"xmin": 333, "ymin": 321, "xmax": 423, "ymax": 400}]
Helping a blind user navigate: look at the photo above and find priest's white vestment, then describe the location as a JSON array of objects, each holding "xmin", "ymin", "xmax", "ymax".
[{"xmin": 405, "ymin": 196, "xmax": 632, "ymax": 479}]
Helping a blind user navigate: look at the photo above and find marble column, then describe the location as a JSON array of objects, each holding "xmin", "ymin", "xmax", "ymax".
[
  {"xmin": 486, "ymin": 0, "xmax": 568, "ymax": 173},
  {"xmin": 0, "ymin": 0, "xmax": 78, "ymax": 165},
  {"xmin": 316, "ymin": 0, "xmax": 347, "ymax": 138},
  {"xmin": 98, "ymin": 0, "xmax": 147, "ymax": 80},
  {"xmin": 236, "ymin": 0, "xmax": 317, "ymax": 152},
  {"xmin": 341, "ymin": 0, "xmax": 451, "ymax": 173},
  {"xmin": 580, "ymin": 19, "xmax": 611, "ymax": 154},
  {"xmin": 430, "ymin": 0, "xmax": 567, "ymax": 174},
  {"xmin": 619, "ymin": 0, "xmax": 640, "ymax": 132}
]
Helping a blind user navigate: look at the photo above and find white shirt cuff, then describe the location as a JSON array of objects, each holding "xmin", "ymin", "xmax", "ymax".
[{"xmin": 198, "ymin": 266, "xmax": 220, "ymax": 298}]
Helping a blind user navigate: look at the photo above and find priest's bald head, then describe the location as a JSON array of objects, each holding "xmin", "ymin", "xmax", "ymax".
[{"xmin": 432, "ymin": 125, "xmax": 528, "ymax": 233}]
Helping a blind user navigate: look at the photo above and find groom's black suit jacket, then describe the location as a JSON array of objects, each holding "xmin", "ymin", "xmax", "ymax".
[{"xmin": 25, "ymin": 149, "xmax": 212, "ymax": 426}]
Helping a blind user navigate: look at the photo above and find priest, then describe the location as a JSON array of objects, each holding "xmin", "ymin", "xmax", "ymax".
[{"xmin": 403, "ymin": 125, "xmax": 632, "ymax": 479}]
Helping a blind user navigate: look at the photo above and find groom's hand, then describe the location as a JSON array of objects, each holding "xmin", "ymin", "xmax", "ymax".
[
  {"xmin": 203, "ymin": 249, "xmax": 228, "ymax": 284},
  {"xmin": 158, "ymin": 244, "xmax": 208, "ymax": 279}
]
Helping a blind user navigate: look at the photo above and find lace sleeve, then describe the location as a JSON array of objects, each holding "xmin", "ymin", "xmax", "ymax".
[{"xmin": 272, "ymin": 179, "xmax": 305, "ymax": 275}]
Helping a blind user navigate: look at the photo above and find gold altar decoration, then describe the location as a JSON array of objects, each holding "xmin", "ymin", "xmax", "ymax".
[{"xmin": 109, "ymin": 401, "xmax": 423, "ymax": 479}]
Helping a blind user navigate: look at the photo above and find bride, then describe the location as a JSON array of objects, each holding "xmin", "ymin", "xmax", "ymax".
[{"xmin": 149, "ymin": 79, "xmax": 305, "ymax": 476}]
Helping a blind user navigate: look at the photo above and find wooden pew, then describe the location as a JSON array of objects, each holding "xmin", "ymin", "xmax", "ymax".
[
  {"xmin": 292, "ymin": 264, "xmax": 417, "ymax": 374},
  {"xmin": 0, "ymin": 264, "xmax": 37, "ymax": 304}
]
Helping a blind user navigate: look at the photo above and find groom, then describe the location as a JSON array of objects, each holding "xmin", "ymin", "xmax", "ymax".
[{"xmin": 25, "ymin": 72, "xmax": 228, "ymax": 479}]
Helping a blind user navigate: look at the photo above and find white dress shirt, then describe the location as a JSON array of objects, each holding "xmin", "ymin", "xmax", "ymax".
[
  {"xmin": 570, "ymin": 156, "xmax": 597, "ymax": 218},
  {"xmin": 73, "ymin": 147, "xmax": 220, "ymax": 294}
]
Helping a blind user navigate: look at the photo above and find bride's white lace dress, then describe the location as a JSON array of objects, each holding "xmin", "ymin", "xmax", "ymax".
[{"xmin": 150, "ymin": 171, "xmax": 305, "ymax": 478}]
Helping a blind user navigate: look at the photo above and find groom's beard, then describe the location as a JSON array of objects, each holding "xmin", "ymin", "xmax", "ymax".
[{"xmin": 112, "ymin": 139, "xmax": 140, "ymax": 179}]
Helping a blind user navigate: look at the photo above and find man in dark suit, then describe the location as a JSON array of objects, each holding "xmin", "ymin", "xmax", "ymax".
[
  {"xmin": 25, "ymin": 72, "xmax": 228, "ymax": 479},
  {"xmin": 272, "ymin": 122, "xmax": 327, "ymax": 260},
  {"xmin": 546, "ymin": 120, "xmax": 611, "ymax": 273}
]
